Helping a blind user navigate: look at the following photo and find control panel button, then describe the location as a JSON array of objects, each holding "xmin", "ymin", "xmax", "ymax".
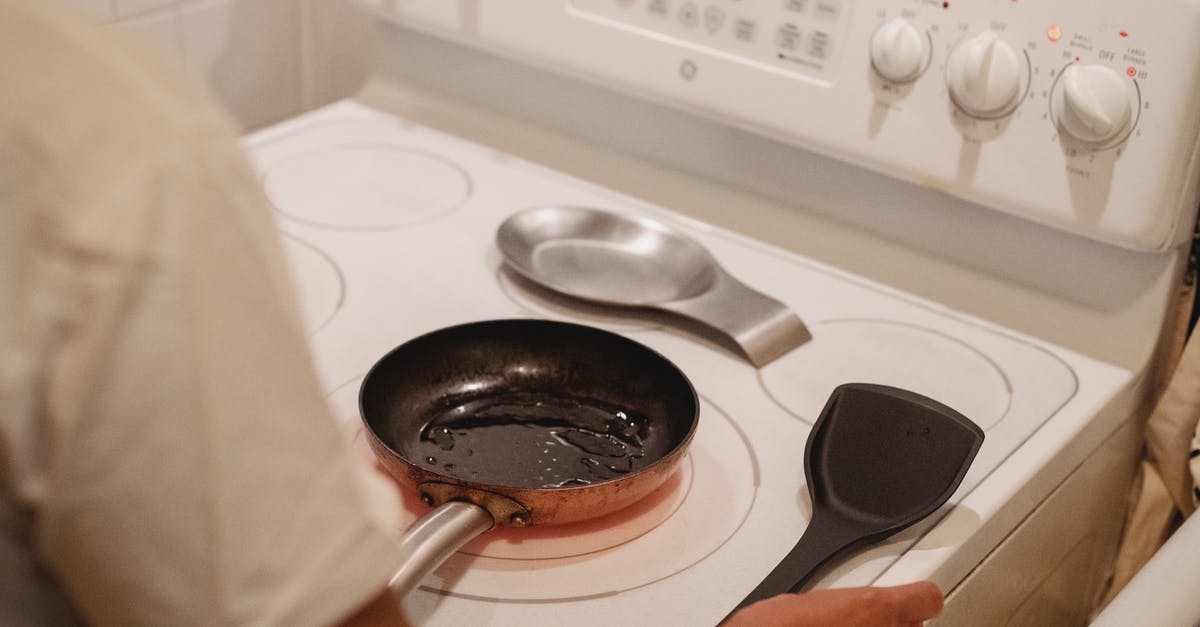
[
  {"xmin": 733, "ymin": 18, "xmax": 757, "ymax": 42},
  {"xmin": 869, "ymin": 17, "xmax": 927, "ymax": 83},
  {"xmin": 809, "ymin": 30, "xmax": 831, "ymax": 59},
  {"xmin": 1052, "ymin": 64, "xmax": 1135, "ymax": 145},
  {"xmin": 946, "ymin": 30, "xmax": 1025, "ymax": 118},
  {"xmin": 703, "ymin": 6, "xmax": 726, "ymax": 33},
  {"xmin": 678, "ymin": 2, "xmax": 699, "ymax": 27},
  {"xmin": 813, "ymin": 0, "xmax": 841, "ymax": 21},
  {"xmin": 784, "ymin": 0, "xmax": 809, "ymax": 14},
  {"xmin": 777, "ymin": 24, "xmax": 802, "ymax": 51}
]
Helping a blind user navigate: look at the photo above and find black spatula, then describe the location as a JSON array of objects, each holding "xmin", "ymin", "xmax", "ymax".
[{"xmin": 726, "ymin": 382, "xmax": 984, "ymax": 618}]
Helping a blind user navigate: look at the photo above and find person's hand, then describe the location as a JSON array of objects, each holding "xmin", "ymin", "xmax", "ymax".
[{"xmin": 723, "ymin": 581, "xmax": 944, "ymax": 627}]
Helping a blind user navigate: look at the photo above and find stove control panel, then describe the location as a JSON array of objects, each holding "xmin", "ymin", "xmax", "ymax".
[
  {"xmin": 369, "ymin": 0, "xmax": 1200, "ymax": 251},
  {"xmin": 570, "ymin": 0, "xmax": 853, "ymax": 83}
]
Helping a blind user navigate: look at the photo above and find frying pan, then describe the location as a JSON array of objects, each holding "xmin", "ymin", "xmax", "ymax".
[
  {"xmin": 359, "ymin": 319, "xmax": 699, "ymax": 597},
  {"xmin": 725, "ymin": 382, "xmax": 984, "ymax": 618}
]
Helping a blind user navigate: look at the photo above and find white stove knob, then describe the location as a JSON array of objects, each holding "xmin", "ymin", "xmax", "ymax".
[
  {"xmin": 946, "ymin": 30, "xmax": 1024, "ymax": 118},
  {"xmin": 1053, "ymin": 64, "xmax": 1134, "ymax": 145},
  {"xmin": 870, "ymin": 17, "xmax": 927, "ymax": 82}
]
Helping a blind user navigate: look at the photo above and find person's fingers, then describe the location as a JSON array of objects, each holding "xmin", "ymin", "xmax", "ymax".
[
  {"xmin": 816, "ymin": 581, "xmax": 943, "ymax": 625},
  {"xmin": 721, "ymin": 581, "xmax": 944, "ymax": 627},
  {"xmin": 874, "ymin": 580, "xmax": 944, "ymax": 622}
]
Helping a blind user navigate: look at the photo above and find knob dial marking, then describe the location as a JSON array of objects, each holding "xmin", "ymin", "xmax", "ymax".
[
  {"xmin": 1051, "ymin": 64, "xmax": 1137, "ymax": 146},
  {"xmin": 946, "ymin": 30, "xmax": 1028, "ymax": 118}
]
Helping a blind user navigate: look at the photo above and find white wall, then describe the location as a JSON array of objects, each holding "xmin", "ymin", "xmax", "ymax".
[
  {"xmin": 299, "ymin": 0, "xmax": 373, "ymax": 113},
  {"xmin": 54, "ymin": 0, "xmax": 375, "ymax": 130},
  {"xmin": 56, "ymin": 0, "xmax": 312, "ymax": 130}
]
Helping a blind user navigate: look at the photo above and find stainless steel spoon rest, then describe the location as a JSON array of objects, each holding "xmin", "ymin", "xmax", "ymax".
[{"xmin": 496, "ymin": 206, "xmax": 812, "ymax": 366}]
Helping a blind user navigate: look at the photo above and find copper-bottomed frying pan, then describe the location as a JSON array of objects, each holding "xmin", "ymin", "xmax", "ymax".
[{"xmin": 359, "ymin": 319, "xmax": 699, "ymax": 596}]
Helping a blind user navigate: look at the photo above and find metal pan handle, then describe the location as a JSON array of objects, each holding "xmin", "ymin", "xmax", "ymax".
[
  {"xmin": 388, "ymin": 501, "xmax": 495, "ymax": 598},
  {"xmin": 659, "ymin": 269, "xmax": 811, "ymax": 367}
]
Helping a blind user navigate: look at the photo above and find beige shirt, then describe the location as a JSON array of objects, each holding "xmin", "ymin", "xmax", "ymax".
[{"xmin": 0, "ymin": 2, "xmax": 402, "ymax": 625}]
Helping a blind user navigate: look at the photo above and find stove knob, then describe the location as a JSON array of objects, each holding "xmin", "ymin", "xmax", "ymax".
[
  {"xmin": 1052, "ymin": 64, "xmax": 1135, "ymax": 145},
  {"xmin": 870, "ymin": 17, "xmax": 927, "ymax": 83},
  {"xmin": 945, "ymin": 30, "xmax": 1025, "ymax": 118}
]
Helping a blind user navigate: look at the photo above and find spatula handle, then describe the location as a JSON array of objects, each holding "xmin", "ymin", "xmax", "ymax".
[{"xmin": 722, "ymin": 512, "xmax": 861, "ymax": 621}]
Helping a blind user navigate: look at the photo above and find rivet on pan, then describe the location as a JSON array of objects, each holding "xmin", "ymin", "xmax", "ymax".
[
  {"xmin": 419, "ymin": 493, "xmax": 436, "ymax": 507},
  {"xmin": 509, "ymin": 513, "xmax": 529, "ymax": 527}
]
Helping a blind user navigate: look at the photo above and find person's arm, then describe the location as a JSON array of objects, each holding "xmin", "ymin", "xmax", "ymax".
[{"xmin": 9, "ymin": 13, "xmax": 408, "ymax": 616}]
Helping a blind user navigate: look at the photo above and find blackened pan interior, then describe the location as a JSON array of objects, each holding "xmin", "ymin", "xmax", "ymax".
[{"xmin": 360, "ymin": 319, "xmax": 699, "ymax": 490}]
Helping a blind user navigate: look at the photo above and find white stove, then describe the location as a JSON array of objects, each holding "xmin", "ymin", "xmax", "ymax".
[{"xmin": 248, "ymin": 0, "xmax": 1200, "ymax": 624}]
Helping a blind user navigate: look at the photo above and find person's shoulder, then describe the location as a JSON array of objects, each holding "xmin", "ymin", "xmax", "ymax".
[
  {"xmin": 0, "ymin": 0, "xmax": 236, "ymax": 148},
  {"xmin": 0, "ymin": 1, "xmax": 253, "ymax": 245}
]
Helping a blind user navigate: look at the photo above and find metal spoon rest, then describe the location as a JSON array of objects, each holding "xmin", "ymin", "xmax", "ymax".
[{"xmin": 496, "ymin": 206, "xmax": 811, "ymax": 366}]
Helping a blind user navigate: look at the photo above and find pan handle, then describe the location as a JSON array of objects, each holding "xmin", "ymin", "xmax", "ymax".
[
  {"xmin": 388, "ymin": 501, "xmax": 495, "ymax": 598},
  {"xmin": 659, "ymin": 268, "xmax": 811, "ymax": 367}
]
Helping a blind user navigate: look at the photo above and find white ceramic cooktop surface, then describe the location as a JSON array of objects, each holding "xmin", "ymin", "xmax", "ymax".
[{"xmin": 245, "ymin": 100, "xmax": 1121, "ymax": 626}]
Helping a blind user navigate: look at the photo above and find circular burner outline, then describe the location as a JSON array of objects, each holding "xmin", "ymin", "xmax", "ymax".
[
  {"xmin": 453, "ymin": 453, "xmax": 695, "ymax": 562},
  {"xmin": 279, "ymin": 232, "xmax": 345, "ymax": 336},
  {"xmin": 262, "ymin": 142, "xmax": 474, "ymax": 231},
  {"xmin": 756, "ymin": 317, "xmax": 1013, "ymax": 429},
  {"xmin": 420, "ymin": 393, "xmax": 761, "ymax": 602},
  {"xmin": 327, "ymin": 374, "xmax": 368, "ymax": 427}
]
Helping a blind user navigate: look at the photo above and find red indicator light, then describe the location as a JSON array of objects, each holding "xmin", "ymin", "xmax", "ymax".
[
  {"xmin": 1127, "ymin": 66, "xmax": 1137, "ymax": 77},
  {"xmin": 1075, "ymin": 56, "xmax": 1081, "ymax": 62},
  {"xmin": 1119, "ymin": 30, "xmax": 1129, "ymax": 38},
  {"xmin": 1046, "ymin": 25, "xmax": 1063, "ymax": 42}
]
